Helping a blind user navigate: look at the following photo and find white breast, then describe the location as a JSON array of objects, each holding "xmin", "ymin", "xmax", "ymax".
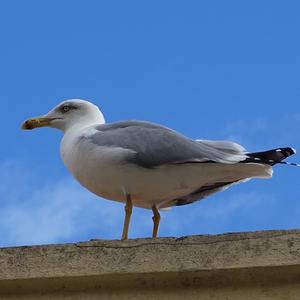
[{"xmin": 60, "ymin": 129, "xmax": 136, "ymax": 202}]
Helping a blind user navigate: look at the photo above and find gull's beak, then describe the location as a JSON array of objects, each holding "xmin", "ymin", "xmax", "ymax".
[{"xmin": 21, "ymin": 116, "xmax": 56, "ymax": 130}]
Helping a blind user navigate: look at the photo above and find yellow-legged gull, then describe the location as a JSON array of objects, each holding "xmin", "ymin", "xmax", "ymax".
[{"xmin": 21, "ymin": 99, "xmax": 297, "ymax": 240}]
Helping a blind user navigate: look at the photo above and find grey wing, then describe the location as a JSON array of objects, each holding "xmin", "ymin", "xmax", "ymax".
[{"xmin": 87, "ymin": 120, "xmax": 247, "ymax": 168}]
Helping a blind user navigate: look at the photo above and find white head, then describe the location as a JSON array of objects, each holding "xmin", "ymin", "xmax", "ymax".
[{"xmin": 21, "ymin": 99, "xmax": 105, "ymax": 132}]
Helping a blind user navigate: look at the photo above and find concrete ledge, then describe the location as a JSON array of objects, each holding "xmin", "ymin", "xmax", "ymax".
[{"xmin": 1, "ymin": 229, "xmax": 300, "ymax": 299}]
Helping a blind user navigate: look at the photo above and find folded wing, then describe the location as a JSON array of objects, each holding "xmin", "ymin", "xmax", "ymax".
[{"xmin": 88, "ymin": 121, "xmax": 247, "ymax": 168}]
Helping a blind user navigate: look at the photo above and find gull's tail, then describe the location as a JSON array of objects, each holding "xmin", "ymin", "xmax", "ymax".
[{"xmin": 244, "ymin": 147, "xmax": 299, "ymax": 166}]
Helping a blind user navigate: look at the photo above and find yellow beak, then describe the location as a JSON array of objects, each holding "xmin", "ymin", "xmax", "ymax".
[{"xmin": 21, "ymin": 117, "xmax": 56, "ymax": 130}]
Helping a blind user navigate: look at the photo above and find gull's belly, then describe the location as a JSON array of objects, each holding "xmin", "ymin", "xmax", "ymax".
[
  {"xmin": 65, "ymin": 150, "xmax": 201, "ymax": 208},
  {"xmin": 72, "ymin": 162, "xmax": 209, "ymax": 208}
]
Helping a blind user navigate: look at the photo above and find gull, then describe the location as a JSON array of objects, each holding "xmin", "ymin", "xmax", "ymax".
[{"xmin": 21, "ymin": 99, "xmax": 296, "ymax": 240}]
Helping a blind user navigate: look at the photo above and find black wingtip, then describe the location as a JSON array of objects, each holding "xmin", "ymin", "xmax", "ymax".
[
  {"xmin": 287, "ymin": 147, "xmax": 296, "ymax": 155},
  {"xmin": 275, "ymin": 147, "xmax": 296, "ymax": 157},
  {"xmin": 245, "ymin": 147, "xmax": 296, "ymax": 166}
]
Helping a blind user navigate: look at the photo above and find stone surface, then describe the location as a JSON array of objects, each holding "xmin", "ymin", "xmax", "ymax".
[{"xmin": 1, "ymin": 229, "xmax": 300, "ymax": 299}]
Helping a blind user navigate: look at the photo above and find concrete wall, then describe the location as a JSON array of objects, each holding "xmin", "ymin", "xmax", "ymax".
[{"xmin": 0, "ymin": 230, "xmax": 300, "ymax": 299}]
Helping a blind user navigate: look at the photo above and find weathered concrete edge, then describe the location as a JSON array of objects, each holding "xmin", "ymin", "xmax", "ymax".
[
  {"xmin": 0, "ymin": 229, "xmax": 300, "ymax": 281},
  {"xmin": 2, "ymin": 265, "xmax": 300, "ymax": 295}
]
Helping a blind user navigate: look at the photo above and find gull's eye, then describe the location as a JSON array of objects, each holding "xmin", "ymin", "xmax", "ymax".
[
  {"xmin": 62, "ymin": 105, "xmax": 71, "ymax": 113},
  {"xmin": 58, "ymin": 103, "xmax": 78, "ymax": 114}
]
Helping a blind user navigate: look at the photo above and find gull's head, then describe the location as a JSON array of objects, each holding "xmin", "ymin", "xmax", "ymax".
[{"xmin": 21, "ymin": 99, "xmax": 105, "ymax": 132}]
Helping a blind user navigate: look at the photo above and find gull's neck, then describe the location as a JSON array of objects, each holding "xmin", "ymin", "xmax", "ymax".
[
  {"xmin": 64, "ymin": 114, "xmax": 105, "ymax": 134},
  {"xmin": 60, "ymin": 113, "xmax": 105, "ymax": 165}
]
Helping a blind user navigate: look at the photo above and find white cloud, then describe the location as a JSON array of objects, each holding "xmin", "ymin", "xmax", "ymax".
[{"xmin": 0, "ymin": 161, "xmax": 128, "ymax": 246}]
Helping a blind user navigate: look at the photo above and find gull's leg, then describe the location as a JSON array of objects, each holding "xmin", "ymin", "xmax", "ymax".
[
  {"xmin": 121, "ymin": 194, "xmax": 133, "ymax": 240},
  {"xmin": 152, "ymin": 206, "xmax": 160, "ymax": 238}
]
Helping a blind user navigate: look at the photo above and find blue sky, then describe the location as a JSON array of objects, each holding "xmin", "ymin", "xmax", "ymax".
[{"xmin": 0, "ymin": 1, "xmax": 300, "ymax": 246}]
